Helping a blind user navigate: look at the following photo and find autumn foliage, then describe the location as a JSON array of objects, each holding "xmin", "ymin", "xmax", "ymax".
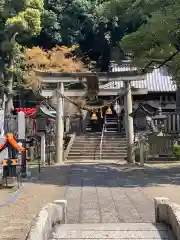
[
  {"xmin": 24, "ymin": 45, "xmax": 88, "ymax": 72},
  {"xmin": 23, "ymin": 45, "xmax": 88, "ymax": 115}
]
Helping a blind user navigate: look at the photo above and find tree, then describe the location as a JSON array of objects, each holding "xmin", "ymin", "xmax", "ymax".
[
  {"xmin": 0, "ymin": 0, "xmax": 44, "ymax": 114},
  {"xmin": 24, "ymin": 45, "xmax": 87, "ymax": 73},
  {"xmin": 121, "ymin": 1, "xmax": 180, "ymax": 74},
  {"xmin": 121, "ymin": 1, "xmax": 180, "ymax": 109},
  {"xmin": 24, "ymin": 45, "xmax": 88, "ymax": 118},
  {"xmin": 37, "ymin": 0, "xmax": 163, "ymax": 71}
]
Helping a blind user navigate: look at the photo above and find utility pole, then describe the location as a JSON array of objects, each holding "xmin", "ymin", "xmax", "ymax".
[{"xmin": 55, "ymin": 81, "xmax": 64, "ymax": 163}]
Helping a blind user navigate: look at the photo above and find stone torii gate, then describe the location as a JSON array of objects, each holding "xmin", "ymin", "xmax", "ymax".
[{"xmin": 37, "ymin": 69, "xmax": 146, "ymax": 163}]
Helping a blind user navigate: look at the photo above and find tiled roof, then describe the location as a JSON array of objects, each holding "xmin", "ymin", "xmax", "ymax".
[{"xmin": 102, "ymin": 65, "xmax": 176, "ymax": 92}]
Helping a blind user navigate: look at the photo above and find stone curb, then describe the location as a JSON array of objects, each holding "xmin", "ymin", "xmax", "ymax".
[
  {"xmin": 135, "ymin": 162, "xmax": 164, "ymax": 170},
  {"xmin": 25, "ymin": 200, "xmax": 67, "ymax": 240},
  {"xmin": 155, "ymin": 197, "xmax": 180, "ymax": 240}
]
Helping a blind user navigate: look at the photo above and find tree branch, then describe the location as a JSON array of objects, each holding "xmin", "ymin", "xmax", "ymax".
[{"xmin": 142, "ymin": 49, "xmax": 180, "ymax": 73}]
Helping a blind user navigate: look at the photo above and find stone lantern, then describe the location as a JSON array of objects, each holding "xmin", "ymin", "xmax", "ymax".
[
  {"xmin": 36, "ymin": 107, "xmax": 48, "ymax": 132},
  {"xmin": 152, "ymin": 107, "xmax": 167, "ymax": 135}
]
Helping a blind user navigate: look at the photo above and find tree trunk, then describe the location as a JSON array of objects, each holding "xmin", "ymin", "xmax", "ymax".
[
  {"xmin": 100, "ymin": 39, "xmax": 111, "ymax": 72},
  {"xmin": 5, "ymin": 54, "xmax": 14, "ymax": 115},
  {"xmin": 176, "ymin": 84, "xmax": 180, "ymax": 112},
  {"xmin": 4, "ymin": 33, "xmax": 18, "ymax": 115}
]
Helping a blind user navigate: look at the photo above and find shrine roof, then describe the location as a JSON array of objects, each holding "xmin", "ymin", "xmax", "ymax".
[
  {"xmin": 102, "ymin": 66, "xmax": 176, "ymax": 92},
  {"xmin": 130, "ymin": 103, "xmax": 154, "ymax": 117}
]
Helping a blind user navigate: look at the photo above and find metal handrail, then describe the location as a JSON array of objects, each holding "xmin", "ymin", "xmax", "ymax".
[{"xmin": 99, "ymin": 124, "xmax": 105, "ymax": 160}]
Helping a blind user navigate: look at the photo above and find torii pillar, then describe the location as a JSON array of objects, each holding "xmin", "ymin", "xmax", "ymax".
[
  {"xmin": 124, "ymin": 81, "xmax": 135, "ymax": 163},
  {"xmin": 55, "ymin": 81, "xmax": 64, "ymax": 163}
]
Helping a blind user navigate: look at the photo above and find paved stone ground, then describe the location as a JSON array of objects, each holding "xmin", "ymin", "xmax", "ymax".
[
  {"xmin": 1, "ymin": 163, "xmax": 180, "ymax": 239},
  {"xmin": 63, "ymin": 163, "xmax": 180, "ymax": 224},
  {"xmin": 64, "ymin": 164, "xmax": 154, "ymax": 224}
]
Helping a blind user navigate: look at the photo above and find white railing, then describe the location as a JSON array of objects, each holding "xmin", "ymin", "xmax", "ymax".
[{"xmin": 99, "ymin": 124, "xmax": 105, "ymax": 160}]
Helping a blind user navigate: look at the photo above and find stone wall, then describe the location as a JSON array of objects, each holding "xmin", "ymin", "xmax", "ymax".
[
  {"xmin": 26, "ymin": 200, "xmax": 67, "ymax": 240},
  {"xmin": 155, "ymin": 197, "xmax": 180, "ymax": 240}
]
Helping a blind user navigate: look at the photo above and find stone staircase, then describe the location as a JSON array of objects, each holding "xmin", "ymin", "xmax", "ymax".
[
  {"xmin": 104, "ymin": 115, "xmax": 118, "ymax": 132},
  {"xmin": 66, "ymin": 133, "xmax": 127, "ymax": 162},
  {"xmin": 51, "ymin": 223, "xmax": 175, "ymax": 240}
]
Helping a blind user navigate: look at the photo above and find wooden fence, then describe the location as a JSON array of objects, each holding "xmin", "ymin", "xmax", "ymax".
[
  {"xmin": 147, "ymin": 135, "xmax": 175, "ymax": 158},
  {"xmin": 135, "ymin": 134, "xmax": 177, "ymax": 163},
  {"xmin": 152, "ymin": 113, "xmax": 180, "ymax": 134}
]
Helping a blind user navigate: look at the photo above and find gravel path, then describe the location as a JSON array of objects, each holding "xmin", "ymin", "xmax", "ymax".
[{"xmin": 0, "ymin": 165, "xmax": 70, "ymax": 240}]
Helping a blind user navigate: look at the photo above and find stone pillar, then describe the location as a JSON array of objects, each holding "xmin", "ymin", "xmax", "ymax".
[
  {"xmin": 124, "ymin": 81, "xmax": 134, "ymax": 163},
  {"xmin": 40, "ymin": 132, "xmax": 46, "ymax": 167},
  {"xmin": 55, "ymin": 82, "xmax": 64, "ymax": 163},
  {"xmin": 18, "ymin": 111, "xmax": 27, "ymax": 175}
]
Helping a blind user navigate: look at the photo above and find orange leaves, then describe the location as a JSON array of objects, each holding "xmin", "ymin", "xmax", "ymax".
[
  {"xmin": 25, "ymin": 47, "xmax": 49, "ymax": 70},
  {"xmin": 24, "ymin": 45, "xmax": 88, "ymax": 72}
]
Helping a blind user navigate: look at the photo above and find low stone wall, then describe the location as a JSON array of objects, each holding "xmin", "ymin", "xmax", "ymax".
[
  {"xmin": 64, "ymin": 133, "xmax": 76, "ymax": 160},
  {"xmin": 26, "ymin": 200, "xmax": 67, "ymax": 240},
  {"xmin": 155, "ymin": 197, "xmax": 180, "ymax": 240}
]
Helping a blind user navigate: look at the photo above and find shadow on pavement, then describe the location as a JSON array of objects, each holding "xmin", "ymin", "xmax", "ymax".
[{"xmin": 26, "ymin": 163, "xmax": 180, "ymax": 188}]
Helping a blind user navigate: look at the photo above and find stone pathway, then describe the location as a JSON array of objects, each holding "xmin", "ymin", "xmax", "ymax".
[
  {"xmin": 64, "ymin": 164, "xmax": 155, "ymax": 223},
  {"xmin": 64, "ymin": 163, "xmax": 180, "ymax": 224},
  {"xmin": 1, "ymin": 163, "xmax": 180, "ymax": 239}
]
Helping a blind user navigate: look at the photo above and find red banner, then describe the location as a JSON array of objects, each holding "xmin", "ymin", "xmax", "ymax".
[{"xmin": 15, "ymin": 108, "xmax": 36, "ymax": 115}]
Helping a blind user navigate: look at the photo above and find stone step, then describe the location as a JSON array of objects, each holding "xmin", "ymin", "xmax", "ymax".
[
  {"xmin": 68, "ymin": 150, "xmax": 127, "ymax": 154},
  {"xmin": 51, "ymin": 223, "xmax": 174, "ymax": 240},
  {"xmin": 67, "ymin": 154, "xmax": 126, "ymax": 157},
  {"xmin": 74, "ymin": 140, "xmax": 127, "ymax": 143},
  {"xmin": 104, "ymin": 130, "xmax": 118, "ymax": 132},
  {"xmin": 65, "ymin": 160, "xmax": 127, "ymax": 163},
  {"xmin": 67, "ymin": 156, "xmax": 126, "ymax": 160},
  {"xmin": 75, "ymin": 137, "xmax": 126, "ymax": 140},
  {"xmin": 68, "ymin": 155, "xmax": 127, "ymax": 159},
  {"xmin": 73, "ymin": 143, "xmax": 127, "ymax": 146},
  {"xmin": 71, "ymin": 147, "xmax": 127, "ymax": 151},
  {"xmin": 74, "ymin": 143, "xmax": 126, "ymax": 146},
  {"xmin": 72, "ymin": 142, "xmax": 127, "ymax": 148},
  {"xmin": 72, "ymin": 142, "xmax": 124, "ymax": 145},
  {"xmin": 71, "ymin": 145, "xmax": 127, "ymax": 149},
  {"xmin": 71, "ymin": 144, "xmax": 127, "ymax": 148},
  {"xmin": 70, "ymin": 149, "xmax": 126, "ymax": 152},
  {"xmin": 99, "ymin": 153, "xmax": 126, "ymax": 156},
  {"xmin": 76, "ymin": 134, "xmax": 126, "ymax": 137}
]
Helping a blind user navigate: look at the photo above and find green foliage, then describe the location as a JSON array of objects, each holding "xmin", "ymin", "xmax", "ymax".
[
  {"xmin": 5, "ymin": 1, "xmax": 43, "ymax": 38},
  {"xmin": 173, "ymin": 143, "xmax": 180, "ymax": 156},
  {"xmin": 40, "ymin": 0, "xmax": 159, "ymax": 70},
  {"xmin": 27, "ymin": 0, "xmax": 44, "ymax": 10},
  {"xmin": 0, "ymin": 0, "xmax": 44, "ymax": 90},
  {"xmin": 121, "ymin": 0, "xmax": 180, "ymax": 84},
  {"xmin": 40, "ymin": 0, "xmax": 180, "ymax": 71}
]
